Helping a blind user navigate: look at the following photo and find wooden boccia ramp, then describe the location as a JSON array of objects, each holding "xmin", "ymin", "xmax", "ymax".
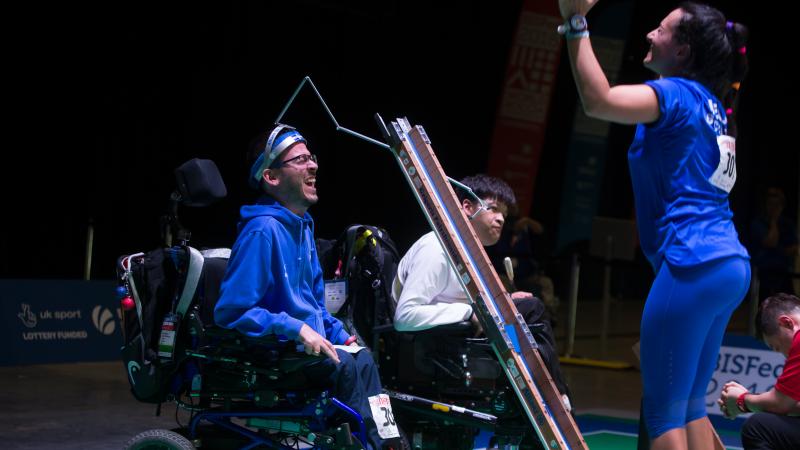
[{"xmin": 376, "ymin": 115, "xmax": 588, "ymax": 450}]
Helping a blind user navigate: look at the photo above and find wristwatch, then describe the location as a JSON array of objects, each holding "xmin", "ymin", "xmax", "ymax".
[
  {"xmin": 569, "ymin": 15, "xmax": 588, "ymax": 33},
  {"xmin": 557, "ymin": 14, "xmax": 589, "ymax": 39}
]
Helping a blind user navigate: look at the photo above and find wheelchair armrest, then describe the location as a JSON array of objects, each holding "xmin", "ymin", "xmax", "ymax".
[
  {"xmin": 278, "ymin": 352, "xmax": 326, "ymax": 372},
  {"xmin": 396, "ymin": 320, "xmax": 474, "ymax": 337},
  {"xmin": 201, "ymin": 324, "xmax": 325, "ymax": 371},
  {"xmin": 202, "ymin": 325, "xmax": 288, "ymax": 347},
  {"xmin": 372, "ymin": 324, "xmax": 396, "ymax": 335}
]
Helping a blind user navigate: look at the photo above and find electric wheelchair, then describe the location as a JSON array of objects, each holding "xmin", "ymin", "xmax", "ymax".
[
  {"xmin": 319, "ymin": 225, "xmax": 570, "ymax": 450},
  {"xmin": 118, "ymin": 158, "xmax": 564, "ymax": 450},
  {"xmin": 117, "ymin": 159, "xmax": 390, "ymax": 450}
]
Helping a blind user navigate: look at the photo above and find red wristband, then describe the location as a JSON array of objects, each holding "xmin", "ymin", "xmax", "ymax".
[
  {"xmin": 344, "ymin": 335, "xmax": 358, "ymax": 346},
  {"xmin": 736, "ymin": 392, "xmax": 751, "ymax": 413}
]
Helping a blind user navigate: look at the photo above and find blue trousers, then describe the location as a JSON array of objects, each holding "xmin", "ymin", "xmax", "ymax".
[
  {"xmin": 305, "ymin": 348, "xmax": 386, "ymax": 450},
  {"xmin": 641, "ymin": 256, "xmax": 750, "ymax": 438}
]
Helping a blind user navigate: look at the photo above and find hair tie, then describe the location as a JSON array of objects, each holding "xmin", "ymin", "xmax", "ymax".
[
  {"xmin": 726, "ymin": 21, "xmax": 734, "ymax": 31},
  {"xmin": 726, "ymin": 108, "xmax": 733, "ymax": 116},
  {"xmin": 731, "ymin": 82, "xmax": 741, "ymax": 91},
  {"xmin": 738, "ymin": 46, "xmax": 747, "ymax": 55}
]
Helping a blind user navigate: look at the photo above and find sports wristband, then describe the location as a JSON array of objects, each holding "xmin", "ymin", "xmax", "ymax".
[
  {"xmin": 736, "ymin": 392, "xmax": 751, "ymax": 413},
  {"xmin": 566, "ymin": 31, "xmax": 590, "ymax": 40}
]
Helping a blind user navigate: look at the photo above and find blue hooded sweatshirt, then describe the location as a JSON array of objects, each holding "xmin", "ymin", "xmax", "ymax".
[{"xmin": 214, "ymin": 196, "xmax": 349, "ymax": 344}]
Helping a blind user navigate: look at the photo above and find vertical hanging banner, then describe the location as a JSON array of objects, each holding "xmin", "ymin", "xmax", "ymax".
[
  {"xmin": 555, "ymin": 1, "xmax": 633, "ymax": 252},
  {"xmin": 488, "ymin": 2, "xmax": 563, "ymax": 217}
]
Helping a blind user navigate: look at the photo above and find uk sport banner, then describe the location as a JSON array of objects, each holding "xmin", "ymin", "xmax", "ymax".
[{"xmin": 1, "ymin": 279, "xmax": 121, "ymax": 365}]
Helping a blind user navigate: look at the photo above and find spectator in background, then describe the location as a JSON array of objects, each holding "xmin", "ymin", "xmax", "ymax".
[{"xmin": 750, "ymin": 187, "xmax": 798, "ymax": 299}]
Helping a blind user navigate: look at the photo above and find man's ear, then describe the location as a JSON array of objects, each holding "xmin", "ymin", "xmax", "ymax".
[
  {"xmin": 462, "ymin": 198, "xmax": 476, "ymax": 216},
  {"xmin": 263, "ymin": 168, "xmax": 280, "ymax": 188},
  {"xmin": 778, "ymin": 314, "xmax": 795, "ymax": 330}
]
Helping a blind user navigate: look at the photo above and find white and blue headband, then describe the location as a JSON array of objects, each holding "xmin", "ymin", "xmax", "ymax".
[{"xmin": 249, "ymin": 124, "xmax": 307, "ymax": 188}]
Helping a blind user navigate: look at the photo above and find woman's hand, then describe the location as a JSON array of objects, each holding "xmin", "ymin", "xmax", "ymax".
[{"xmin": 558, "ymin": 0, "xmax": 600, "ymax": 20}]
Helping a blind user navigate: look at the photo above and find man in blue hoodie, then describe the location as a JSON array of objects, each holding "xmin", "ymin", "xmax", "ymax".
[{"xmin": 214, "ymin": 124, "xmax": 394, "ymax": 449}]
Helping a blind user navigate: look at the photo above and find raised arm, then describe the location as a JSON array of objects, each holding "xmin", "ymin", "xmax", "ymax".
[{"xmin": 559, "ymin": 0, "xmax": 659, "ymax": 124}]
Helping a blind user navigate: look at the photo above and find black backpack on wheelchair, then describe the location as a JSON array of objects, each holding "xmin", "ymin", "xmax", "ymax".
[
  {"xmin": 116, "ymin": 159, "xmax": 382, "ymax": 450},
  {"xmin": 317, "ymin": 224, "xmax": 400, "ymax": 352}
]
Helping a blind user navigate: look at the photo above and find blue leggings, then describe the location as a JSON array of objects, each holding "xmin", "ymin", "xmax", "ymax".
[{"xmin": 641, "ymin": 256, "xmax": 750, "ymax": 438}]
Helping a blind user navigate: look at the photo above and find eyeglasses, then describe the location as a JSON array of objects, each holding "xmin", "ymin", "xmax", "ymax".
[{"xmin": 273, "ymin": 153, "xmax": 317, "ymax": 168}]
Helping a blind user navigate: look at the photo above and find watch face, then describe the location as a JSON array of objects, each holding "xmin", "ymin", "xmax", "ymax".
[{"xmin": 570, "ymin": 15, "xmax": 587, "ymax": 32}]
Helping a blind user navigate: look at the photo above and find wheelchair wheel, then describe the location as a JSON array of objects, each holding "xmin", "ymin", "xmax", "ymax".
[{"xmin": 124, "ymin": 429, "xmax": 195, "ymax": 450}]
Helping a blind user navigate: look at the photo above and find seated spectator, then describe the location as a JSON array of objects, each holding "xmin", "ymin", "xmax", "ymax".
[{"xmin": 718, "ymin": 293, "xmax": 800, "ymax": 450}]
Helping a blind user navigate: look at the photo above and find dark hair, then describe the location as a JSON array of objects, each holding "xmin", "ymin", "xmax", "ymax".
[
  {"xmin": 457, "ymin": 174, "xmax": 516, "ymax": 209},
  {"xmin": 675, "ymin": 2, "xmax": 748, "ymax": 136},
  {"xmin": 756, "ymin": 293, "xmax": 800, "ymax": 339}
]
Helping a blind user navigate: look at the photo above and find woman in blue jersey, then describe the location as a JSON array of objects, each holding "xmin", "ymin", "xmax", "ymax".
[{"xmin": 557, "ymin": 1, "xmax": 750, "ymax": 449}]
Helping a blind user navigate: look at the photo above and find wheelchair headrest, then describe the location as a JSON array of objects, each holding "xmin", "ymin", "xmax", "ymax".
[{"xmin": 175, "ymin": 158, "xmax": 228, "ymax": 207}]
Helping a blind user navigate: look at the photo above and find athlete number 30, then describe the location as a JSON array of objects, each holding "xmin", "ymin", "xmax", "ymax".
[
  {"xmin": 722, "ymin": 152, "xmax": 735, "ymax": 178},
  {"xmin": 381, "ymin": 406, "xmax": 396, "ymax": 426}
]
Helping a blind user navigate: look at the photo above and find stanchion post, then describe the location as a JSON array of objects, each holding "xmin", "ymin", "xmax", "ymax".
[
  {"xmin": 566, "ymin": 253, "xmax": 580, "ymax": 358},
  {"xmin": 83, "ymin": 219, "xmax": 94, "ymax": 281},
  {"xmin": 601, "ymin": 235, "xmax": 614, "ymax": 355}
]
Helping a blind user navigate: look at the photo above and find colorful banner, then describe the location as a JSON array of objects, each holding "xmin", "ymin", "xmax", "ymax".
[
  {"xmin": 487, "ymin": 1, "xmax": 563, "ymax": 216},
  {"xmin": 1, "ymin": 280, "xmax": 122, "ymax": 365}
]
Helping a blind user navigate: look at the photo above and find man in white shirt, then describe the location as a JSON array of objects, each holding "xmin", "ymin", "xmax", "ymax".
[{"xmin": 391, "ymin": 174, "xmax": 569, "ymax": 399}]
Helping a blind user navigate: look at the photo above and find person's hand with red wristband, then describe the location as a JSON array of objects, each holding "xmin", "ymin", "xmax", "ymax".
[{"xmin": 718, "ymin": 381, "xmax": 750, "ymax": 419}]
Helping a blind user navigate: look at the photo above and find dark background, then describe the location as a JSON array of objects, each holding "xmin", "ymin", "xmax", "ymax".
[{"xmin": 3, "ymin": 1, "xmax": 794, "ymax": 299}]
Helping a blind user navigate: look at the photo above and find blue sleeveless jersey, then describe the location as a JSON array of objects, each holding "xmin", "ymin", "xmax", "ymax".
[{"xmin": 628, "ymin": 77, "xmax": 749, "ymax": 271}]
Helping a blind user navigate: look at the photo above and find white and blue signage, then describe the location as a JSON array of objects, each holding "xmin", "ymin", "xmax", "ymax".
[
  {"xmin": 1, "ymin": 280, "xmax": 121, "ymax": 365},
  {"xmin": 706, "ymin": 334, "xmax": 784, "ymax": 417}
]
